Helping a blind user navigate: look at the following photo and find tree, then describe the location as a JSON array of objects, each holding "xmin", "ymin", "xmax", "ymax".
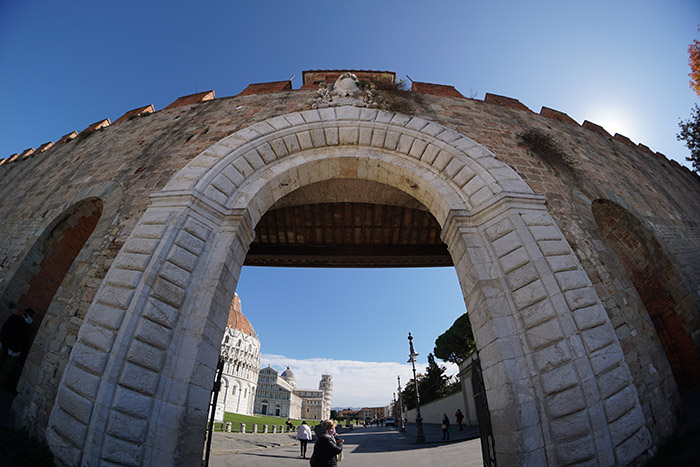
[
  {"xmin": 330, "ymin": 409, "xmax": 339, "ymax": 420},
  {"xmin": 678, "ymin": 104, "xmax": 700, "ymax": 173},
  {"xmin": 401, "ymin": 376, "xmax": 420, "ymax": 410},
  {"xmin": 400, "ymin": 353, "xmax": 456, "ymax": 410},
  {"xmin": 433, "ymin": 312, "xmax": 475, "ymax": 364},
  {"xmin": 420, "ymin": 353, "xmax": 451, "ymax": 404},
  {"xmin": 689, "ymin": 30, "xmax": 700, "ymax": 97}
]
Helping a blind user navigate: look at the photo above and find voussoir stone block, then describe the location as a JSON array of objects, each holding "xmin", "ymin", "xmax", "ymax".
[
  {"xmin": 103, "ymin": 434, "xmax": 143, "ymax": 466},
  {"xmin": 106, "ymin": 411, "xmax": 149, "ymax": 443},
  {"xmin": 555, "ymin": 434, "xmax": 596, "ymax": 465}
]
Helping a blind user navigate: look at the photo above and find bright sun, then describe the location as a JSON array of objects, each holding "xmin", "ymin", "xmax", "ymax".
[{"xmin": 586, "ymin": 106, "xmax": 637, "ymax": 139}]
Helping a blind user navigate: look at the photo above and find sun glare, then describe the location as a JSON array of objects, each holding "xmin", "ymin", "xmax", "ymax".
[{"xmin": 585, "ymin": 106, "xmax": 637, "ymax": 139}]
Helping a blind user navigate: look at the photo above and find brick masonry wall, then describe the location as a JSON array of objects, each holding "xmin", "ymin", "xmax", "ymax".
[
  {"xmin": 17, "ymin": 206, "xmax": 101, "ymax": 343},
  {"xmin": 0, "ymin": 82, "xmax": 698, "ymax": 457},
  {"xmin": 593, "ymin": 199, "xmax": 700, "ymax": 390}
]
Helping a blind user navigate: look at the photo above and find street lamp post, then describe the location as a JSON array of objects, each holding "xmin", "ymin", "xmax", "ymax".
[
  {"xmin": 408, "ymin": 332, "xmax": 426, "ymax": 443},
  {"xmin": 397, "ymin": 375, "xmax": 405, "ymax": 431}
]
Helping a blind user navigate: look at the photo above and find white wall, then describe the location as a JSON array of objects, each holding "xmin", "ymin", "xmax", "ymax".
[
  {"xmin": 405, "ymin": 391, "xmax": 472, "ymax": 425},
  {"xmin": 458, "ymin": 356, "xmax": 479, "ymax": 426}
]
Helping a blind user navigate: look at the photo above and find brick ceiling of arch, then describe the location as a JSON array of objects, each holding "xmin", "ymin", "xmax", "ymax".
[{"xmin": 244, "ymin": 179, "xmax": 451, "ymax": 267}]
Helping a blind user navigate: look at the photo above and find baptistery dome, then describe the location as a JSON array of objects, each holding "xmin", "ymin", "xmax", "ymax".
[{"xmin": 226, "ymin": 294, "xmax": 257, "ymax": 338}]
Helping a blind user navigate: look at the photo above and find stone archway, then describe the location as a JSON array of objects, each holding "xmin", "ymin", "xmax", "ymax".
[{"xmin": 46, "ymin": 107, "xmax": 650, "ymax": 466}]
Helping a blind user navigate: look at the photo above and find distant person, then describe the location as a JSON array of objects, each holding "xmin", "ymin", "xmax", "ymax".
[
  {"xmin": 0, "ymin": 307, "xmax": 34, "ymax": 388},
  {"xmin": 441, "ymin": 413, "xmax": 450, "ymax": 440},
  {"xmin": 310, "ymin": 419, "xmax": 343, "ymax": 466},
  {"xmin": 286, "ymin": 418, "xmax": 294, "ymax": 432},
  {"xmin": 295, "ymin": 420, "xmax": 312, "ymax": 458},
  {"xmin": 455, "ymin": 409, "xmax": 464, "ymax": 431}
]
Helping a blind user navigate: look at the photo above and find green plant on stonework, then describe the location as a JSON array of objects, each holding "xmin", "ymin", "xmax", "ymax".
[
  {"xmin": 0, "ymin": 427, "xmax": 55, "ymax": 466},
  {"xmin": 520, "ymin": 127, "xmax": 578, "ymax": 178},
  {"xmin": 361, "ymin": 76, "xmax": 414, "ymax": 114},
  {"xmin": 677, "ymin": 104, "xmax": 700, "ymax": 173}
]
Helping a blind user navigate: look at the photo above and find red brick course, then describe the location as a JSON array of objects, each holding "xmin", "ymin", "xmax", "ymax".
[
  {"xmin": 57, "ymin": 131, "xmax": 78, "ymax": 144},
  {"xmin": 36, "ymin": 142, "xmax": 55, "ymax": 154},
  {"xmin": 582, "ymin": 120, "xmax": 611, "ymax": 138},
  {"xmin": 165, "ymin": 90, "xmax": 215, "ymax": 109},
  {"xmin": 613, "ymin": 133, "xmax": 635, "ymax": 147},
  {"xmin": 411, "ymin": 81, "xmax": 464, "ymax": 98},
  {"xmin": 540, "ymin": 106, "xmax": 578, "ymax": 126},
  {"xmin": 301, "ymin": 70, "xmax": 395, "ymax": 89},
  {"xmin": 483, "ymin": 93, "xmax": 532, "ymax": 112},
  {"xmin": 593, "ymin": 200, "xmax": 700, "ymax": 390},
  {"xmin": 17, "ymin": 205, "xmax": 101, "ymax": 347},
  {"xmin": 114, "ymin": 105, "xmax": 155, "ymax": 125},
  {"xmin": 79, "ymin": 119, "xmax": 110, "ymax": 137},
  {"xmin": 238, "ymin": 80, "xmax": 292, "ymax": 96}
]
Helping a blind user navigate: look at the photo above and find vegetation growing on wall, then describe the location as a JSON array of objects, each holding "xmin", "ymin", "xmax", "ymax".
[
  {"xmin": 359, "ymin": 78, "xmax": 415, "ymax": 115},
  {"xmin": 520, "ymin": 128, "xmax": 578, "ymax": 179}
]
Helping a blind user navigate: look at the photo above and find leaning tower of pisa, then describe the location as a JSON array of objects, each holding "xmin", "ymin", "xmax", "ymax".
[{"xmin": 319, "ymin": 374, "xmax": 333, "ymax": 419}]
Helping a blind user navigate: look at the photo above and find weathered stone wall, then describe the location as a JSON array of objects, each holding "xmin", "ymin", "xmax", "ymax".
[{"xmin": 0, "ymin": 74, "xmax": 698, "ymax": 465}]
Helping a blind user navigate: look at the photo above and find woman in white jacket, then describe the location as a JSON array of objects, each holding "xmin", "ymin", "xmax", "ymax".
[{"xmin": 296, "ymin": 420, "xmax": 313, "ymax": 458}]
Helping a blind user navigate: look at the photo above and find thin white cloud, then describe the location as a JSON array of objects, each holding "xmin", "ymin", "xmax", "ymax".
[{"xmin": 260, "ymin": 353, "xmax": 457, "ymax": 409}]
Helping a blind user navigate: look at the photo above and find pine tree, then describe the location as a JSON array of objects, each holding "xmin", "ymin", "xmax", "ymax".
[
  {"xmin": 433, "ymin": 312, "xmax": 475, "ymax": 364},
  {"xmin": 420, "ymin": 353, "xmax": 450, "ymax": 404}
]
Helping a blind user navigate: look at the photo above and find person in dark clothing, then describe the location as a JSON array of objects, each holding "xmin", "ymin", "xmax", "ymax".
[
  {"xmin": 0, "ymin": 308, "xmax": 34, "ymax": 388},
  {"xmin": 441, "ymin": 413, "xmax": 450, "ymax": 440},
  {"xmin": 455, "ymin": 409, "xmax": 464, "ymax": 431},
  {"xmin": 310, "ymin": 419, "xmax": 343, "ymax": 467}
]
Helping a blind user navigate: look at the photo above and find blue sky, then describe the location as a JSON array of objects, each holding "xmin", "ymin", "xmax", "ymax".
[{"xmin": 2, "ymin": 1, "xmax": 699, "ymax": 406}]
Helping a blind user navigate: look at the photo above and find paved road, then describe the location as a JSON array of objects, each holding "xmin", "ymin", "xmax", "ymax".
[{"xmin": 209, "ymin": 426, "xmax": 483, "ymax": 467}]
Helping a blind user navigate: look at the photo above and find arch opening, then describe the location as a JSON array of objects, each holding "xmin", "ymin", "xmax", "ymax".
[
  {"xmin": 245, "ymin": 178, "xmax": 451, "ymax": 267},
  {"xmin": 0, "ymin": 198, "xmax": 103, "ymax": 391},
  {"xmin": 592, "ymin": 199, "xmax": 700, "ymax": 390}
]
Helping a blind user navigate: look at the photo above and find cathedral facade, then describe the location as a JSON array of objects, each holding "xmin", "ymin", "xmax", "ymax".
[
  {"xmin": 214, "ymin": 294, "xmax": 261, "ymax": 419},
  {"xmin": 254, "ymin": 366, "xmax": 332, "ymax": 420}
]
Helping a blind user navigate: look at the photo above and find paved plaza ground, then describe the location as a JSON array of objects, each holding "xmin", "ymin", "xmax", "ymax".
[{"xmin": 208, "ymin": 424, "xmax": 483, "ymax": 467}]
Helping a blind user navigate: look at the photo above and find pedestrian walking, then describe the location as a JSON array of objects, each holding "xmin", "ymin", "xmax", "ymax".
[
  {"xmin": 0, "ymin": 307, "xmax": 34, "ymax": 389},
  {"xmin": 455, "ymin": 409, "xmax": 464, "ymax": 431},
  {"xmin": 441, "ymin": 413, "xmax": 450, "ymax": 440},
  {"xmin": 310, "ymin": 419, "xmax": 343, "ymax": 466},
  {"xmin": 296, "ymin": 420, "xmax": 313, "ymax": 458}
]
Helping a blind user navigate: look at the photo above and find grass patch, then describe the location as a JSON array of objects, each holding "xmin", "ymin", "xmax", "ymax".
[
  {"xmin": 0, "ymin": 427, "xmax": 55, "ymax": 466},
  {"xmin": 212, "ymin": 413, "xmax": 324, "ymax": 433}
]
